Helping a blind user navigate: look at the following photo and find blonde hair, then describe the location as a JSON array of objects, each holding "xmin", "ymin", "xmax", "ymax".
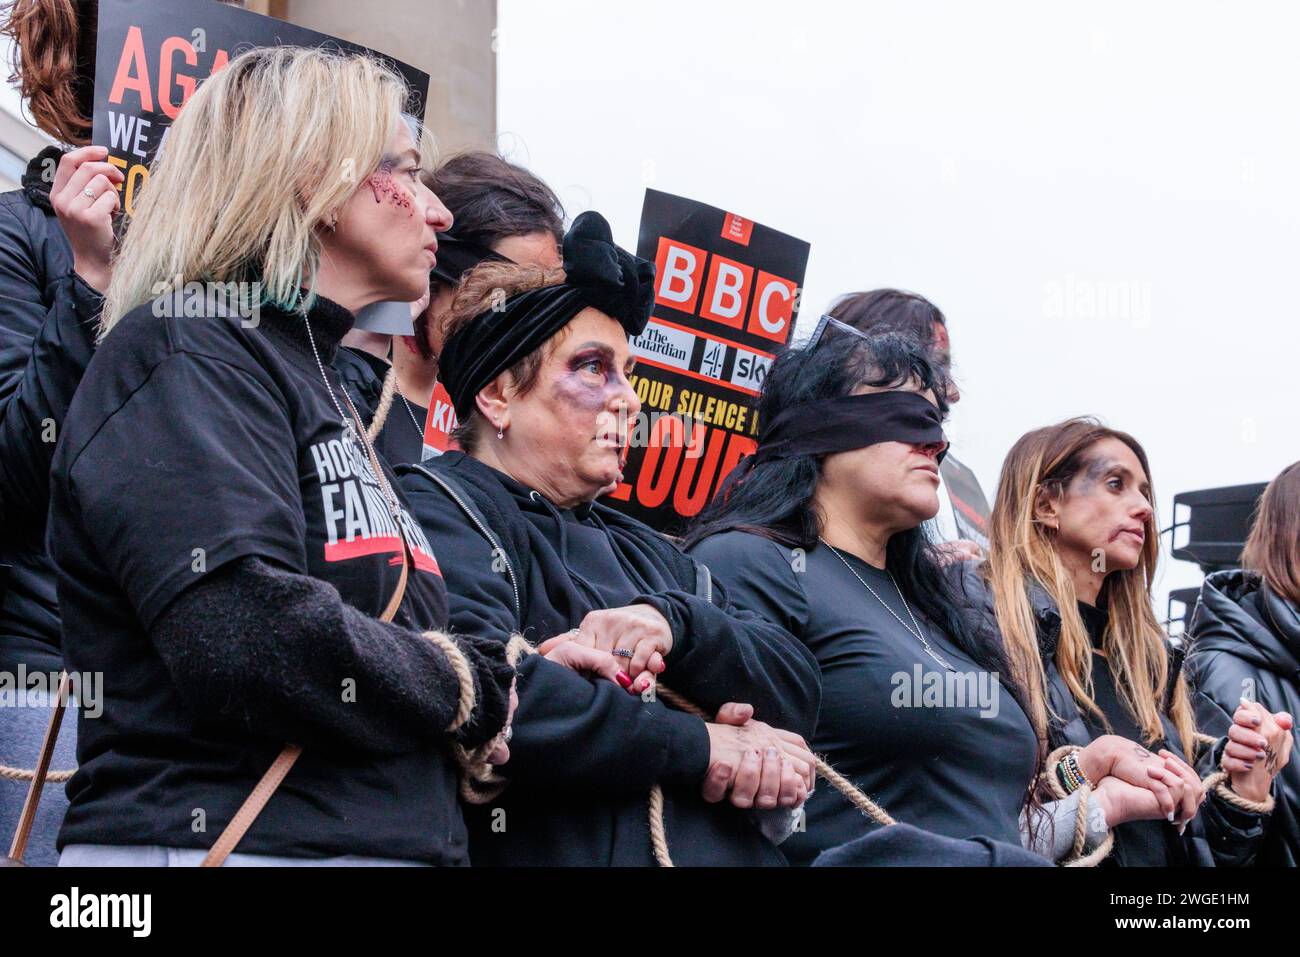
[
  {"xmin": 1243, "ymin": 461, "xmax": 1300, "ymax": 607},
  {"xmin": 102, "ymin": 45, "xmax": 430, "ymax": 336},
  {"xmin": 985, "ymin": 417, "xmax": 1198, "ymax": 757}
]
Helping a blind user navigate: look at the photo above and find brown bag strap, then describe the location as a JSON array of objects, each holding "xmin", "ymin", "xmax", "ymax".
[
  {"xmin": 201, "ymin": 399, "xmax": 411, "ymax": 867},
  {"xmin": 7, "ymin": 672, "xmax": 72, "ymax": 863}
]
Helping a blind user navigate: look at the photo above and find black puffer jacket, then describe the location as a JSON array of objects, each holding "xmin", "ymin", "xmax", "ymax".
[
  {"xmin": 952, "ymin": 562, "xmax": 1273, "ymax": 866},
  {"xmin": 1186, "ymin": 569, "xmax": 1300, "ymax": 864},
  {"xmin": 0, "ymin": 146, "xmax": 98, "ymax": 668}
]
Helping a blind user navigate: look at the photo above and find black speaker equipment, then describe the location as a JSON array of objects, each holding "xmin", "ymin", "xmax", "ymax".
[{"xmin": 1169, "ymin": 482, "xmax": 1267, "ymax": 574}]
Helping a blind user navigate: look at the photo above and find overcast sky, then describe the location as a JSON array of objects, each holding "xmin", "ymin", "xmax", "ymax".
[{"xmin": 498, "ymin": 0, "xmax": 1300, "ymax": 621}]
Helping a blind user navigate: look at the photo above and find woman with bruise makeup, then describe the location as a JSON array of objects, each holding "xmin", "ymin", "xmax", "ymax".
[
  {"xmin": 957, "ymin": 418, "xmax": 1293, "ymax": 866},
  {"xmin": 399, "ymin": 211, "xmax": 821, "ymax": 866},
  {"xmin": 44, "ymin": 47, "xmax": 515, "ymax": 866}
]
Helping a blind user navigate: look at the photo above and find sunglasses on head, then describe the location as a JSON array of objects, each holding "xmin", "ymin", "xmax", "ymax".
[{"xmin": 800, "ymin": 313, "xmax": 876, "ymax": 352}]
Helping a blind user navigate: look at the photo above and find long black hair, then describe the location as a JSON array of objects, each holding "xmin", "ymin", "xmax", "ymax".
[{"xmin": 685, "ymin": 328, "xmax": 1003, "ymax": 680}]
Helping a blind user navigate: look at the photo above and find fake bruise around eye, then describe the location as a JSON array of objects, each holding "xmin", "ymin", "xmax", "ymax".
[
  {"xmin": 365, "ymin": 170, "xmax": 414, "ymax": 216},
  {"xmin": 552, "ymin": 348, "xmax": 630, "ymax": 413}
]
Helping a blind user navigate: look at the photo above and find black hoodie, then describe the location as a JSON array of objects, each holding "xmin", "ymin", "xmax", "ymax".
[
  {"xmin": 1187, "ymin": 569, "xmax": 1300, "ymax": 864},
  {"xmin": 399, "ymin": 451, "xmax": 822, "ymax": 866},
  {"xmin": 0, "ymin": 147, "xmax": 102, "ymax": 669}
]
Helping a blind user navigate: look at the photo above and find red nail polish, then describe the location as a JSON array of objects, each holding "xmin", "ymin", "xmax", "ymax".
[{"xmin": 616, "ymin": 671, "xmax": 632, "ymax": 689}]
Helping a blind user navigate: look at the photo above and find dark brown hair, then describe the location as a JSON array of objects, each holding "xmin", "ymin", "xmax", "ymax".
[
  {"xmin": 414, "ymin": 151, "xmax": 564, "ymax": 360},
  {"xmin": 830, "ymin": 288, "xmax": 952, "ymax": 380}
]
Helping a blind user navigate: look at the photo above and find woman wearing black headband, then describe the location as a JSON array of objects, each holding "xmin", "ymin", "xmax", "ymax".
[
  {"xmin": 399, "ymin": 211, "xmax": 822, "ymax": 866},
  {"xmin": 685, "ymin": 326, "xmax": 1182, "ymax": 863}
]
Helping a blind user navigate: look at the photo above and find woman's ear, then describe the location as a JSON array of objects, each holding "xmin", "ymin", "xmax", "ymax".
[
  {"xmin": 475, "ymin": 374, "xmax": 511, "ymax": 434},
  {"xmin": 1033, "ymin": 484, "xmax": 1061, "ymax": 531}
]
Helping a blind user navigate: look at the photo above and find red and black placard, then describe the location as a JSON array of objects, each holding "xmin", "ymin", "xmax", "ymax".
[{"xmin": 605, "ymin": 189, "xmax": 810, "ymax": 533}]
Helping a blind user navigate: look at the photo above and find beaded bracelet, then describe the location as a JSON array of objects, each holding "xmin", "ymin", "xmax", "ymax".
[{"xmin": 1056, "ymin": 750, "xmax": 1094, "ymax": 794}]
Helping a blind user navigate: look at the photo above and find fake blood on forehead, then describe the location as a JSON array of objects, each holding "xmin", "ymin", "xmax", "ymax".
[{"xmin": 366, "ymin": 170, "xmax": 414, "ymax": 216}]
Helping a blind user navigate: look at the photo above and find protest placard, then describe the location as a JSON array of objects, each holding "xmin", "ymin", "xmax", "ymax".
[
  {"xmin": 93, "ymin": 0, "xmax": 429, "ymax": 216},
  {"xmin": 606, "ymin": 189, "xmax": 810, "ymax": 533}
]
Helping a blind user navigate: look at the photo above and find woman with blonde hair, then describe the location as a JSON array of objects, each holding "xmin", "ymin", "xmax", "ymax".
[
  {"xmin": 1187, "ymin": 461, "xmax": 1300, "ymax": 863},
  {"xmin": 957, "ymin": 417, "xmax": 1291, "ymax": 865},
  {"xmin": 0, "ymin": 0, "xmax": 238, "ymax": 866},
  {"xmin": 44, "ymin": 46, "xmax": 514, "ymax": 866}
]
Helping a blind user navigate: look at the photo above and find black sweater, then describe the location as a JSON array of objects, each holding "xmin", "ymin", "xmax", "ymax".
[{"xmin": 399, "ymin": 452, "xmax": 822, "ymax": 866}]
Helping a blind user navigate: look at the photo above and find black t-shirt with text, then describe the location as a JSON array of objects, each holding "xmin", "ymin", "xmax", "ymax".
[{"xmin": 47, "ymin": 294, "xmax": 461, "ymax": 862}]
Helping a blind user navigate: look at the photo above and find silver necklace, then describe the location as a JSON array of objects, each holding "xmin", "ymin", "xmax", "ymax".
[
  {"xmin": 302, "ymin": 313, "xmax": 402, "ymax": 517},
  {"xmin": 819, "ymin": 537, "xmax": 955, "ymax": 671},
  {"xmin": 399, "ymin": 391, "xmax": 424, "ymax": 438}
]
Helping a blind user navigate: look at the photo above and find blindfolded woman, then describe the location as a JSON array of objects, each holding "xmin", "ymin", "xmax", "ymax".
[
  {"xmin": 686, "ymin": 324, "xmax": 1191, "ymax": 864},
  {"xmin": 960, "ymin": 418, "xmax": 1292, "ymax": 866},
  {"xmin": 400, "ymin": 211, "xmax": 821, "ymax": 866},
  {"xmin": 45, "ymin": 47, "xmax": 514, "ymax": 866}
]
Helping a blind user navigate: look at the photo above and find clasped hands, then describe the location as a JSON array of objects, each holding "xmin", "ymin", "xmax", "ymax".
[
  {"xmin": 539, "ymin": 604, "xmax": 815, "ymax": 811},
  {"xmin": 1081, "ymin": 700, "xmax": 1292, "ymax": 829}
]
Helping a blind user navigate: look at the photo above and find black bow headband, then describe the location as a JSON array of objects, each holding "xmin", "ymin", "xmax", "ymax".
[{"xmin": 439, "ymin": 210, "xmax": 655, "ymax": 419}]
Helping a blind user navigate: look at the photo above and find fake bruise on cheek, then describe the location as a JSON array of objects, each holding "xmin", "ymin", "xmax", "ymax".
[{"xmin": 365, "ymin": 170, "xmax": 414, "ymax": 216}]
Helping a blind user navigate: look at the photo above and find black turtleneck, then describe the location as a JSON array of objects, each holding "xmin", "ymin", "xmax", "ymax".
[{"xmin": 259, "ymin": 293, "xmax": 356, "ymax": 366}]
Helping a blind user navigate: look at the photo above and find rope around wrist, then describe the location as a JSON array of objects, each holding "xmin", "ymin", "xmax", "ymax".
[
  {"xmin": 1196, "ymin": 730, "xmax": 1274, "ymax": 814},
  {"xmin": 474, "ymin": 637, "xmax": 898, "ymax": 866},
  {"xmin": 1040, "ymin": 744, "xmax": 1114, "ymax": 866},
  {"xmin": 1203, "ymin": 770, "xmax": 1275, "ymax": 814}
]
